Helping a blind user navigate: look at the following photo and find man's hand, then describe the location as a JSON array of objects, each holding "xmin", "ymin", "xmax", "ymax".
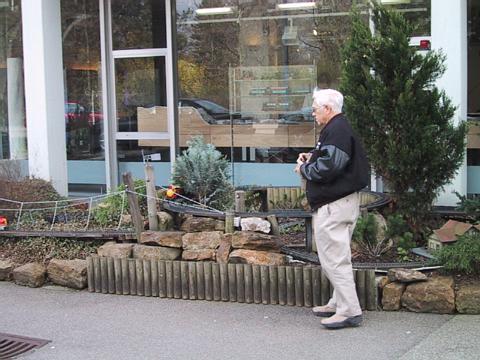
[
  {"xmin": 295, "ymin": 153, "xmax": 310, "ymax": 174},
  {"xmin": 297, "ymin": 152, "xmax": 311, "ymax": 163}
]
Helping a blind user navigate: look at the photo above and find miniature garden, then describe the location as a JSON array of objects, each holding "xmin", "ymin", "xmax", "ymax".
[{"xmin": 1, "ymin": 3, "xmax": 479, "ymax": 313}]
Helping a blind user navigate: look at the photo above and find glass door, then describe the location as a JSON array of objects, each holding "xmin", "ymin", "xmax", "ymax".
[{"xmin": 101, "ymin": 0, "xmax": 175, "ymax": 188}]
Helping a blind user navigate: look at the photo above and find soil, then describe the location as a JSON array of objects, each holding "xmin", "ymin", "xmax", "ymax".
[
  {"xmin": 0, "ymin": 237, "xmax": 102, "ymax": 266},
  {"xmin": 453, "ymin": 273, "xmax": 480, "ymax": 286}
]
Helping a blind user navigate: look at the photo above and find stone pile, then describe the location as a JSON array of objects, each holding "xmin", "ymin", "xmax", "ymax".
[
  {"xmin": 380, "ymin": 268, "xmax": 480, "ymax": 314},
  {"xmin": 97, "ymin": 214, "xmax": 290, "ymax": 266},
  {"xmin": 0, "ymin": 258, "xmax": 87, "ymax": 289}
]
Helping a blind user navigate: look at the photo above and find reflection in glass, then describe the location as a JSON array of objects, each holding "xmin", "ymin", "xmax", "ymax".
[
  {"xmin": 117, "ymin": 140, "xmax": 170, "ymax": 162},
  {"xmin": 0, "ymin": 3, "xmax": 25, "ymax": 160},
  {"xmin": 111, "ymin": 0, "xmax": 167, "ymax": 50},
  {"xmin": 384, "ymin": 0, "xmax": 431, "ymax": 36},
  {"xmin": 176, "ymin": 0, "xmax": 364, "ymax": 166},
  {"xmin": 468, "ymin": 0, "xmax": 480, "ymax": 115},
  {"xmin": 61, "ymin": 0, "xmax": 104, "ymax": 160},
  {"xmin": 115, "ymin": 57, "xmax": 167, "ymax": 133}
]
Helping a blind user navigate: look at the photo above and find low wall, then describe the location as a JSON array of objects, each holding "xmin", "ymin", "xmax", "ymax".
[{"xmin": 86, "ymin": 256, "xmax": 377, "ymax": 310}]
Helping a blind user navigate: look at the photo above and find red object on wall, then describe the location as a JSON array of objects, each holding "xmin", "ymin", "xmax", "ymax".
[{"xmin": 419, "ymin": 39, "xmax": 431, "ymax": 50}]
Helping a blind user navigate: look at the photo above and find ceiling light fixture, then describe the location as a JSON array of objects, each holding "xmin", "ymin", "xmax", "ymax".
[
  {"xmin": 380, "ymin": 0, "xmax": 411, "ymax": 4},
  {"xmin": 276, "ymin": 2, "xmax": 316, "ymax": 11},
  {"xmin": 195, "ymin": 7, "xmax": 234, "ymax": 16}
]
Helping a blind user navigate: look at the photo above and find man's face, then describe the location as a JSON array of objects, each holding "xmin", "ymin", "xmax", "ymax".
[{"xmin": 312, "ymin": 101, "xmax": 331, "ymax": 125}]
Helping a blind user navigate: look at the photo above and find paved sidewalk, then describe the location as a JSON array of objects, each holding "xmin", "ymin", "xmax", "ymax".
[{"xmin": 1, "ymin": 282, "xmax": 479, "ymax": 360}]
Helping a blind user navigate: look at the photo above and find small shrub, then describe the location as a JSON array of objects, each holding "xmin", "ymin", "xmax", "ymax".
[
  {"xmin": 386, "ymin": 214, "xmax": 416, "ymax": 261},
  {"xmin": 432, "ymin": 233, "xmax": 480, "ymax": 274},
  {"xmin": 245, "ymin": 190, "xmax": 263, "ymax": 212},
  {"xmin": 352, "ymin": 213, "xmax": 391, "ymax": 259},
  {"xmin": 353, "ymin": 212, "xmax": 418, "ymax": 261},
  {"xmin": 172, "ymin": 136, "xmax": 233, "ymax": 210},
  {"xmin": 92, "ymin": 180, "xmax": 147, "ymax": 228},
  {"xmin": 280, "ymin": 222, "xmax": 305, "ymax": 235},
  {"xmin": 0, "ymin": 177, "xmax": 64, "ymax": 224}
]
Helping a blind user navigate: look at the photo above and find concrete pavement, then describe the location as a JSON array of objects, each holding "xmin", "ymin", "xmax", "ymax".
[{"xmin": 1, "ymin": 282, "xmax": 479, "ymax": 360}]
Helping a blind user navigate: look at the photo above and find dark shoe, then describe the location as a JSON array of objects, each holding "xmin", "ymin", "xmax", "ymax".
[
  {"xmin": 321, "ymin": 314, "xmax": 363, "ymax": 329},
  {"xmin": 312, "ymin": 305, "xmax": 336, "ymax": 317}
]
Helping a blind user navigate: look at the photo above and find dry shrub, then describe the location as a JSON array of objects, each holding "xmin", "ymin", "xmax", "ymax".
[
  {"xmin": 0, "ymin": 161, "xmax": 63, "ymax": 224},
  {"xmin": 0, "ymin": 178, "xmax": 62, "ymax": 204}
]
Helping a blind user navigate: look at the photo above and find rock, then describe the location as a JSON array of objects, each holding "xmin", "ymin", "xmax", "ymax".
[
  {"xmin": 240, "ymin": 217, "xmax": 271, "ymax": 234},
  {"xmin": 401, "ymin": 276, "xmax": 455, "ymax": 314},
  {"xmin": 182, "ymin": 249, "xmax": 216, "ymax": 261},
  {"xmin": 121, "ymin": 214, "xmax": 132, "ymax": 225},
  {"xmin": 456, "ymin": 283, "xmax": 480, "ymax": 314},
  {"xmin": 216, "ymin": 236, "xmax": 232, "ymax": 264},
  {"xmin": 180, "ymin": 217, "xmax": 225, "ymax": 232},
  {"xmin": 47, "ymin": 259, "xmax": 87, "ymax": 290},
  {"xmin": 231, "ymin": 231, "xmax": 282, "ymax": 251},
  {"xmin": 174, "ymin": 213, "xmax": 191, "ymax": 229},
  {"xmin": 157, "ymin": 211, "xmax": 174, "ymax": 231},
  {"xmin": 372, "ymin": 212, "xmax": 387, "ymax": 244},
  {"xmin": 382, "ymin": 282, "xmax": 406, "ymax": 311},
  {"xmin": 0, "ymin": 260, "xmax": 15, "ymax": 281},
  {"xmin": 13, "ymin": 263, "xmax": 46, "ymax": 288},
  {"xmin": 97, "ymin": 242, "xmax": 134, "ymax": 258},
  {"xmin": 388, "ymin": 268, "xmax": 428, "ymax": 283},
  {"xmin": 377, "ymin": 276, "xmax": 391, "ymax": 290},
  {"xmin": 139, "ymin": 231, "xmax": 184, "ymax": 248},
  {"xmin": 133, "ymin": 244, "xmax": 181, "ymax": 260},
  {"xmin": 229, "ymin": 249, "xmax": 288, "ymax": 266},
  {"xmin": 182, "ymin": 231, "xmax": 223, "ymax": 250}
]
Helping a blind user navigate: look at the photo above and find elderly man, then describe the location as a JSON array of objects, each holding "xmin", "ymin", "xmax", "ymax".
[{"xmin": 295, "ymin": 88, "xmax": 369, "ymax": 329}]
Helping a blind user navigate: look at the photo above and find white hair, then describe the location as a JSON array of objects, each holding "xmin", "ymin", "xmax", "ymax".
[{"xmin": 312, "ymin": 88, "xmax": 344, "ymax": 113}]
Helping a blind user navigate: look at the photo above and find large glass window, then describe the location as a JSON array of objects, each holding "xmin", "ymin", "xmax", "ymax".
[
  {"xmin": 175, "ymin": 1, "xmax": 363, "ymax": 173},
  {"xmin": 175, "ymin": 0, "xmax": 431, "ymax": 186},
  {"xmin": 115, "ymin": 57, "xmax": 167, "ymax": 133},
  {"xmin": 468, "ymin": 0, "xmax": 480, "ymax": 116},
  {"xmin": 467, "ymin": 0, "xmax": 480, "ymax": 195},
  {"xmin": 384, "ymin": 0, "xmax": 431, "ymax": 36},
  {"xmin": 0, "ymin": 2, "xmax": 25, "ymax": 160},
  {"xmin": 111, "ymin": 0, "xmax": 167, "ymax": 50},
  {"xmin": 61, "ymin": 0, "xmax": 103, "ymax": 162}
]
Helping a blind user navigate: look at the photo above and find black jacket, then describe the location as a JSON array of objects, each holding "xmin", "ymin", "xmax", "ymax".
[{"xmin": 300, "ymin": 113, "xmax": 369, "ymax": 211}]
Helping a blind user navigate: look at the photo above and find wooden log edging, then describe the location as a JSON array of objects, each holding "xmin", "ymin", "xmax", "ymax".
[{"xmin": 86, "ymin": 257, "xmax": 377, "ymax": 310}]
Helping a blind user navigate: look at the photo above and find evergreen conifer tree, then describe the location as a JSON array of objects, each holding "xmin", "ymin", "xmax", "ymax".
[
  {"xmin": 172, "ymin": 136, "xmax": 233, "ymax": 209},
  {"xmin": 340, "ymin": 2, "xmax": 467, "ymax": 237}
]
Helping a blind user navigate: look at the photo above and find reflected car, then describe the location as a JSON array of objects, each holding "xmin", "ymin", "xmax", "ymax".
[
  {"xmin": 65, "ymin": 102, "xmax": 103, "ymax": 127},
  {"xmin": 178, "ymin": 98, "xmax": 250, "ymax": 124},
  {"xmin": 279, "ymin": 106, "xmax": 314, "ymax": 123}
]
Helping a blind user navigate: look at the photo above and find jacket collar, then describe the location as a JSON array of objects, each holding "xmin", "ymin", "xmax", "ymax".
[{"xmin": 321, "ymin": 113, "xmax": 344, "ymax": 133}]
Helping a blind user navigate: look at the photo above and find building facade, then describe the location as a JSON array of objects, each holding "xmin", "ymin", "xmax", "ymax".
[{"xmin": 0, "ymin": 0, "xmax": 478, "ymax": 205}]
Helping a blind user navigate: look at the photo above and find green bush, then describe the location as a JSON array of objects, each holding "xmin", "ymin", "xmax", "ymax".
[
  {"xmin": 341, "ymin": 2, "xmax": 467, "ymax": 239},
  {"xmin": 432, "ymin": 233, "xmax": 480, "ymax": 274},
  {"xmin": 352, "ymin": 213, "xmax": 390, "ymax": 259},
  {"xmin": 92, "ymin": 179, "xmax": 147, "ymax": 228},
  {"xmin": 172, "ymin": 136, "xmax": 233, "ymax": 210},
  {"xmin": 353, "ymin": 212, "xmax": 417, "ymax": 261},
  {"xmin": 386, "ymin": 214, "xmax": 416, "ymax": 260},
  {"xmin": 245, "ymin": 190, "xmax": 263, "ymax": 212}
]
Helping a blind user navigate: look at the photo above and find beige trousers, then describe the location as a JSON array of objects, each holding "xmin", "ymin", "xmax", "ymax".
[{"xmin": 312, "ymin": 192, "xmax": 362, "ymax": 317}]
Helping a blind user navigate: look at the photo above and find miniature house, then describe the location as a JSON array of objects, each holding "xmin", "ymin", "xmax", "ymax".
[{"xmin": 428, "ymin": 220, "xmax": 480, "ymax": 251}]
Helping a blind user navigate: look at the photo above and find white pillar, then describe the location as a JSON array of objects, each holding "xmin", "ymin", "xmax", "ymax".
[
  {"xmin": 432, "ymin": 0, "xmax": 468, "ymax": 206},
  {"xmin": 7, "ymin": 58, "xmax": 27, "ymax": 159},
  {"xmin": 21, "ymin": 0, "xmax": 67, "ymax": 196}
]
